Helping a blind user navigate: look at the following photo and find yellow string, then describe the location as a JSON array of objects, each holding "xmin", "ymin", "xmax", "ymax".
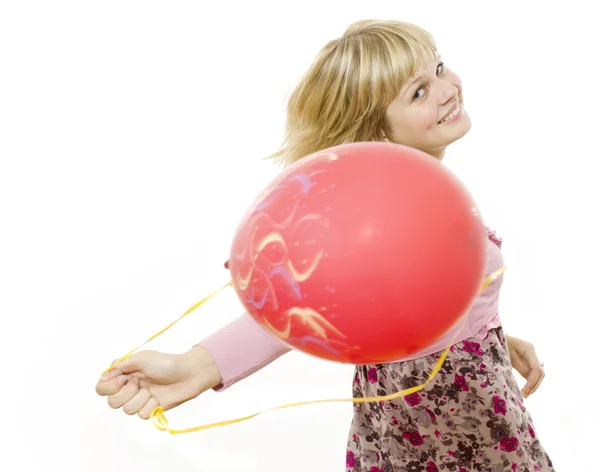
[
  {"xmin": 103, "ymin": 280, "xmax": 232, "ymax": 374},
  {"xmin": 150, "ymin": 344, "xmax": 451, "ymax": 434},
  {"xmin": 106, "ymin": 266, "xmax": 506, "ymax": 435}
]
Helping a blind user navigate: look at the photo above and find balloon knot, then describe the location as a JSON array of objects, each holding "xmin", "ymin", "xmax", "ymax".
[{"xmin": 151, "ymin": 406, "xmax": 169, "ymax": 432}]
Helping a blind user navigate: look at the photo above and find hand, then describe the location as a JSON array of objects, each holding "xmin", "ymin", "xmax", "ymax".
[
  {"xmin": 506, "ymin": 335, "xmax": 545, "ymax": 398},
  {"xmin": 95, "ymin": 345, "xmax": 222, "ymax": 419}
]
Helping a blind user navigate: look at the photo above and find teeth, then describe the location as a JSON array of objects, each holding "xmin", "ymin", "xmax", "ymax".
[{"xmin": 440, "ymin": 105, "xmax": 460, "ymax": 124}]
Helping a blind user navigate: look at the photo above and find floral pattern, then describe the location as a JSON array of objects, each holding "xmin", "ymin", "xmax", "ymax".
[{"xmin": 346, "ymin": 327, "xmax": 554, "ymax": 471}]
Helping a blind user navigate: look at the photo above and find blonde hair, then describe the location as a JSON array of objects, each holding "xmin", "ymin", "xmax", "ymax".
[{"xmin": 269, "ymin": 20, "xmax": 438, "ymax": 167}]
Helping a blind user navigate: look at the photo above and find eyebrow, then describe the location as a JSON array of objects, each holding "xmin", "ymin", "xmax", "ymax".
[
  {"xmin": 406, "ymin": 74, "xmax": 426, "ymax": 89},
  {"xmin": 404, "ymin": 55, "xmax": 442, "ymax": 93}
]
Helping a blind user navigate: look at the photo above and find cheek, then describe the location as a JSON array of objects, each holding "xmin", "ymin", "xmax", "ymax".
[
  {"xmin": 414, "ymin": 107, "xmax": 440, "ymax": 131},
  {"xmin": 389, "ymin": 109, "xmax": 439, "ymax": 143},
  {"xmin": 386, "ymin": 103, "xmax": 439, "ymax": 144}
]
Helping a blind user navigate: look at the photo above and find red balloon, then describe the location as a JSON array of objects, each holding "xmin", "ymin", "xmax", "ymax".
[{"xmin": 229, "ymin": 142, "xmax": 487, "ymax": 364}]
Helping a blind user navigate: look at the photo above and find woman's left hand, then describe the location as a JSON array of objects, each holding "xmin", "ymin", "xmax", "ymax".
[{"xmin": 506, "ymin": 335, "xmax": 545, "ymax": 398}]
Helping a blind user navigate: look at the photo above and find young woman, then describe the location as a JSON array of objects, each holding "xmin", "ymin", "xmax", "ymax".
[{"xmin": 97, "ymin": 20, "xmax": 553, "ymax": 471}]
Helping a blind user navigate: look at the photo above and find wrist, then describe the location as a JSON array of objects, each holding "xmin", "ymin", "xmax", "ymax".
[{"xmin": 184, "ymin": 345, "xmax": 223, "ymax": 389}]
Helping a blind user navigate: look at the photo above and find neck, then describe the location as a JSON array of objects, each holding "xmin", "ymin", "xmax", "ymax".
[{"xmin": 428, "ymin": 148, "xmax": 446, "ymax": 161}]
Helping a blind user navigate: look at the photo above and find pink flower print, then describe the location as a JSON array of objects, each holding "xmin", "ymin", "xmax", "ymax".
[
  {"xmin": 425, "ymin": 408, "xmax": 436, "ymax": 421},
  {"xmin": 515, "ymin": 397, "xmax": 525, "ymax": 411},
  {"xmin": 367, "ymin": 368, "xmax": 378, "ymax": 384},
  {"xmin": 403, "ymin": 431, "xmax": 424, "ymax": 446},
  {"xmin": 480, "ymin": 362, "xmax": 486, "ymax": 371},
  {"xmin": 454, "ymin": 374, "xmax": 469, "ymax": 391},
  {"xmin": 528, "ymin": 423, "xmax": 536, "ymax": 438},
  {"xmin": 462, "ymin": 340, "xmax": 483, "ymax": 356},
  {"xmin": 392, "ymin": 416, "xmax": 399, "ymax": 425},
  {"xmin": 493, "ymin": 396, "xmax": 507, "ymax": 416},
  {"xmin": 346, "ymin": 451, "xmax": 355, "ymax": 467},
  {"xmin": 369, "ymin": 468, "xmax": 384, "ymax": 472},
  {"xmin": 426, "ymin": 462, "xmax": 439, "ymax": 472},
  {"xmin": 488, "ymin": 229, "xmax": 503, "ymax": 248},
  {"xmin": 404, "ymin": 392, "xmax": 422, "ymax": 407},
  {"xmin": 500, "ymin": 437, "xmax": 519, "ymax": 452},
  {"xmin": 460, "ymin": 468, "xmax": 469, "ymax": 472}
]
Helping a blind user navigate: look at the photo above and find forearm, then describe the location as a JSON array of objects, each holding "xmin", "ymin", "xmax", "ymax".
[{"xmin": 199, "ymin": 313, "xmax": 291, "ymax": 391}]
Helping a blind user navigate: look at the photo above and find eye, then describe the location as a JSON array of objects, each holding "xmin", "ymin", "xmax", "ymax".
[
  {"xmin": 436, "ymin": 61, "xmax": 446, "ymax": 76},
  {"xmin": 413, "ymin": 86, "xmax": 426, "ymax": 101}
]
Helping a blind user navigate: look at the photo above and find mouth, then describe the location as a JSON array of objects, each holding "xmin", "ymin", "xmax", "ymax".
[{"xmin": 438, "ymin": 103, "xmax": 462, "ymax": 125}]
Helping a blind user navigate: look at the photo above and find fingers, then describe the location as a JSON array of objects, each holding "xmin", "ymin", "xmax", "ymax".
[
  {"xmin": 523, "ymin": 366, "xmax": 545, "ymax": 398},
  {"xmin": 138, "ymin": 396, "xmax": 160, "ymax": 420},
  {"xmin": 107, "ymin": 377, "xmax": 140, "ymax": 409},
  {"xmin": 123, "ymin": 387, "xmax": 152, "ymax": 416},
  {"xmin": 508, "ymin": 337, "xmax": 546, "ymax": 398},
  {"xmin": 98, "ymin": 363, "xmax": 124, "ymax": 383},
  {"xmin": 96, "ymin": 374, "xmax": 128, "ymax": 396},
  {"xmin": 95, "ymin": 356, "xmax": 139, "ymax": 396},
  {"xmin": 521, "ymin": 346, "xmax": 544, "ymax": 397},
  {"xmin": 98, "ymin": 376, "xmax": 161, "ymax": 419}
]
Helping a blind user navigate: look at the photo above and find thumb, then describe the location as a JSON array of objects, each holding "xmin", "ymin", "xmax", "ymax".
[{"xmin": 111, "ymin": 350, "xmax": 155, "ymax": 375}]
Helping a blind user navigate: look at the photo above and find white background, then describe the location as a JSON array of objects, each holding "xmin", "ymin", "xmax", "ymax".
[{"xmin": 1, "ymin": 1, "xmax": 598, "ymax": 470}]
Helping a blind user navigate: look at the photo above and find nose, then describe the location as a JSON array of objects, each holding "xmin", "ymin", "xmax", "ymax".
[{"xmin": 437, "ymin": 78, "xmax": 459, "ymax": 105}]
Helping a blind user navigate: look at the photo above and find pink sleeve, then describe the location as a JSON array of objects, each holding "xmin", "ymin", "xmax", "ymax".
[{"xmin": 199, "ymin": 313, "xmax": 291, "ymax": 391}]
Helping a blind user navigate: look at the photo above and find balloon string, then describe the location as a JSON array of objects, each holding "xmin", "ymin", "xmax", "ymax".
[
  {"xmin": 150, "ymin": 343, "xmax": 452, "ymax": 434},
  {"xmin": 105, "ymin": 266, "xmax": 506, "ymax": 435},
  {"xmin": 103, "ymin": 280, "xmax": 232, "ymax": 374}
]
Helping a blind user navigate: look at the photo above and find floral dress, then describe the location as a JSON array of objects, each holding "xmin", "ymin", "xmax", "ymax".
[{"xmin": 345, "ymin": 326, "xmax": 555, "ymax": 471}]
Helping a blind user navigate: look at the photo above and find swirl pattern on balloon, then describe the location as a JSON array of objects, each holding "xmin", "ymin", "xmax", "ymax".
[{"xmin": 230, "ymin": 151, "xmax": 356, "ymax": 355}]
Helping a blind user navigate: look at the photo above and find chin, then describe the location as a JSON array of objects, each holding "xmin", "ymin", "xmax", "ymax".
[
  {"xmin": 462, "ymin": 110, "xmax": 472, "ymax": 129},
  {"xmin": 443, "ymin": 111, "xmax": 472, "ymax": 146}
]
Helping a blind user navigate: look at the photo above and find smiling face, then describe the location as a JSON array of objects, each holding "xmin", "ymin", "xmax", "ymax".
[
  {"xmin": 272, "ymin": 20, "xmax": 469, "ymax": 167},
  {"xmin": 385, "ymin": 57, "xmax": 472, "ymax": 159}
]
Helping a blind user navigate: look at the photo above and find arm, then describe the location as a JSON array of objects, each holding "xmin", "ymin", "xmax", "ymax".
[{"xmin": 199, "ymin": 313, "xmax": 291, "ymax": 391}]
